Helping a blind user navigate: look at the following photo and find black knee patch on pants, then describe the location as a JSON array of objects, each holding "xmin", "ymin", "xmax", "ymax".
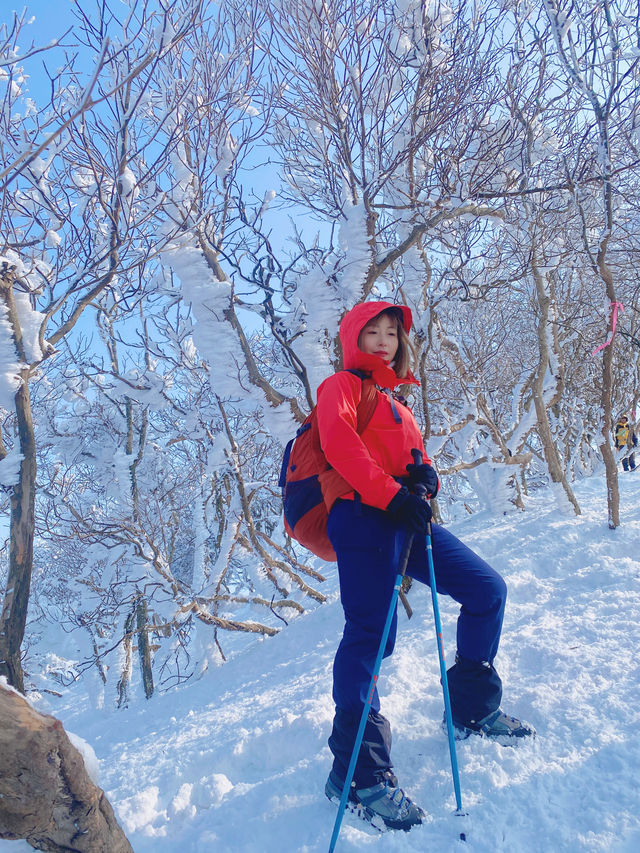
[
  {"xmin": 328, "ymin": 707, "xmax": 393, "ymax": 788},
  {"xmin": 446, "ymin": 655, "xmax": 503, "ymax": 725}
]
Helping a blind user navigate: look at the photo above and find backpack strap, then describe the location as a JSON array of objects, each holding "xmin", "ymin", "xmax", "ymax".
[
  {"xmin": 345, "ymin": 369, "xmax": 378, "ymax": 434},
  {"xmin": 289, "ymin": 370, "xmax": 378, "ymax": 480},
  {"xmin": 346, "ymin": 368, "xmax": 401, "ymax": 427}
]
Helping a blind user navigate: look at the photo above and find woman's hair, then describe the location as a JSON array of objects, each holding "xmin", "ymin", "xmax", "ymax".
[{"xmin": 358, "ymin": 307, "xmax": 416, "ymax": 379}]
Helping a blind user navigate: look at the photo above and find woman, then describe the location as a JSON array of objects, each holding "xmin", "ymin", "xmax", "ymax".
[{"xmin": 317, "ymin": 301, "xmax": 534, "ymax": 831}]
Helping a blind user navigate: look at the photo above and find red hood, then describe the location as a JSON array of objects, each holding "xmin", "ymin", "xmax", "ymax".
[{"xmin": 339, "ymin": 301, "xmax": 419, "ymax": 389}]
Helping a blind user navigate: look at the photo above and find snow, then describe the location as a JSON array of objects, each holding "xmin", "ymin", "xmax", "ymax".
[
  {"xmin": 160, "ymin": 234, "xmax": 247, "ymax": 400},
  {"xmin": 0, "ymin": 445, "xmax": 23, "ymax": 487},
  {"xmin": 45, "ymin": 229, "xmax": 61, "ymax": 248},
  {"xmin": 4, "ymin": 470, "xmax": 640, "ymax": 852},
  {"xmin": 118, "ymin": 166, "xmax": 138, "ymax": 198},
  {"xmin": 337, "ymin": 200, "xmax": 371, "ymax": 306},
  {"xmin": 0, "ymin": 300, "xmax": 21, "ymax": 412},
  {"xmin": 13, "ymin": 290, "xmax": 45, "ymax": 363},
  {"xmin": 66, "ymin": 731, "xmax": 101, "ymax": 786}
]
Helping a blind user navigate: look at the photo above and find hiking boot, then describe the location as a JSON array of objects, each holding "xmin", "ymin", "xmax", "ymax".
[
  {"xmin": 325, "ymin": 769, "xmax": 425, "ymax": 832},
  {"xmin": 448, "ymin": 709, "xmax": 536, "ymax": 743}
]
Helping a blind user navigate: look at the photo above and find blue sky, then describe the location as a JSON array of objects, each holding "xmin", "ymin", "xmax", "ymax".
[
  {"xmin": 14, "ymin": 1, "xmax": 78, "ymax": 48},
  {"xmin": 10, "ymin": 1, "xmax": 90, "ymax": 104}
]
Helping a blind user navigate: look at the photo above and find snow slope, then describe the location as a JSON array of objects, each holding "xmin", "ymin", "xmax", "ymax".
[{"xmin": 3, "ymin": 470, "xmax": 640, "ymax": 853}]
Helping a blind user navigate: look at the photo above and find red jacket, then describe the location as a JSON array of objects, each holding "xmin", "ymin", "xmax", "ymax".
[{"xmin": 316, "ymin": 301, "xmax": 431, "ymax": 511}]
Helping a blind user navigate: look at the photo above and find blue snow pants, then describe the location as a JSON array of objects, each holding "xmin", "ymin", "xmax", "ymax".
[{"xmin": 327, "ymin": 499, "xmax": 507, "ymax": 787}]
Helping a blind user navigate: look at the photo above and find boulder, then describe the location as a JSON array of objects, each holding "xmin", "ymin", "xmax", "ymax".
[{"xmin": 0, "ymin": 682, "xmax": 133, "ymax": 852}]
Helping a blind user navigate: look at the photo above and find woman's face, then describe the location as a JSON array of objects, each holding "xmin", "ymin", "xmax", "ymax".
[{"xmin": 358, "ymin": 313, "xmax": 399, "ymax": 363}]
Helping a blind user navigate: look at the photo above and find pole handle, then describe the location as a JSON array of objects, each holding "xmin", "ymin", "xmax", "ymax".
[{"xmin": 410, "ymin": 448, "xmax": 430, "ymax": 502}]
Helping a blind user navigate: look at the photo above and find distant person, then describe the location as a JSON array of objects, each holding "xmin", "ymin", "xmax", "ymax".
[{"xmin": 614, "ymin": 415, "xmax": 637, "ymax": 471}]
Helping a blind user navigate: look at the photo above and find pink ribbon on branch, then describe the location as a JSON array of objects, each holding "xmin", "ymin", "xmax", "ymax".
[{"xmin": 592, "ymin": 301, "xmax": 625, "ymax": 356}]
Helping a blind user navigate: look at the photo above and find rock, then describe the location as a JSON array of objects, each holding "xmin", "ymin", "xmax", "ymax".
[{"xmin": 0, "ymin": 682, "xmax": 133, "ymax": 852}]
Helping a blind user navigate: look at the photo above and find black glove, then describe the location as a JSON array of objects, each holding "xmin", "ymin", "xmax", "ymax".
[
  {"xmin": 387, "ymin": 487, "xmax": 432, "ymax": 534},
  {"xmin": 405, "ymin": 461, "xmax": 439, "ymax": 498}
]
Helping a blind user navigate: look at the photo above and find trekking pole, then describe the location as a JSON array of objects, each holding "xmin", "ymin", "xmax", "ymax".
[
  {"xmin": 327, "ymin": 529, "xmax": 414, "ymax": 853},
  {"xmin": 411, "ymin": 449, "xmax": 464, "ymax": 817},
  {"xmin": 425, "ymin": 517, "xmax": 464, "ymax": 814}
]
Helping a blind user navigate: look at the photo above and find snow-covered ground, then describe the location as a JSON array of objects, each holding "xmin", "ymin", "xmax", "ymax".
[{"xmin": 3, "ymin": 470, "xmax": 640, "ymax": 852}]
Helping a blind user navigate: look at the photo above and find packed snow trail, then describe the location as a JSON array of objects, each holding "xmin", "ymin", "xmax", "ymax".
[{"xmin": 2, "ymin": 471, "xmax": 640, "ymax": 852}]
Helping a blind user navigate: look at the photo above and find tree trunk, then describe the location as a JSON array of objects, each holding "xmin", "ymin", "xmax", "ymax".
[
  {"xmin": 596, "ymin": 166, "xmax": 620, "ymax": 529},
  {"xmin": 136, "ymin": 596, "xmax": 154, "ymax": 700},
  {"xmin": 531, "ymin": 263, "xmax": 581, "ymax": 514},
  {"xmin": 0, "ymin": 266, "xmax": 37, "ymax": 693},
  {"xmin": 601, "ymin": 333, "xmax": 620, "ymax": 529},
  {"xmin": 116, "ymin": 611, "xmax": 135, "ymax": 708}
]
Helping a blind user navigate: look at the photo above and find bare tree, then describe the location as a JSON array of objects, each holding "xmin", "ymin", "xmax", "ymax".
[
  {"xmin": 541, "ymin": 0, "xmax": 640, "ymax": 527},
  {"xmin": 4, "ymin": 0, "xmax": 640, "ymax": 703},
  {"xmin": 0, "ymin": 0, "xmax": 205, "ymax": 691}
]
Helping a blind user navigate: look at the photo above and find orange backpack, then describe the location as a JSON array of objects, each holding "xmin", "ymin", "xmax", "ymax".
[{"xmin": 279, "ymin": 371, "xmax": 378, "ymax": 560}]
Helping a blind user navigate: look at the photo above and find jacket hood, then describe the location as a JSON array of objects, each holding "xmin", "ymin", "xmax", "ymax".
[{"xmin": 339, "ymin": 301, "xmax": 418, "ymax": 389}]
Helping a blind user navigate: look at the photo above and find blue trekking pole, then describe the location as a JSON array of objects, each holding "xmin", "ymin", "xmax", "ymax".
[
  {"xmin": 327, "ymin": 529, "xmax": 415, "ymax": 853},
  {"xmin": 411, "ymin": 449, "xmax": 465, "ymax": 822},
  {"xmin": 425, "ymin": 518, "xmax": 465, "ymax": 815}
]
